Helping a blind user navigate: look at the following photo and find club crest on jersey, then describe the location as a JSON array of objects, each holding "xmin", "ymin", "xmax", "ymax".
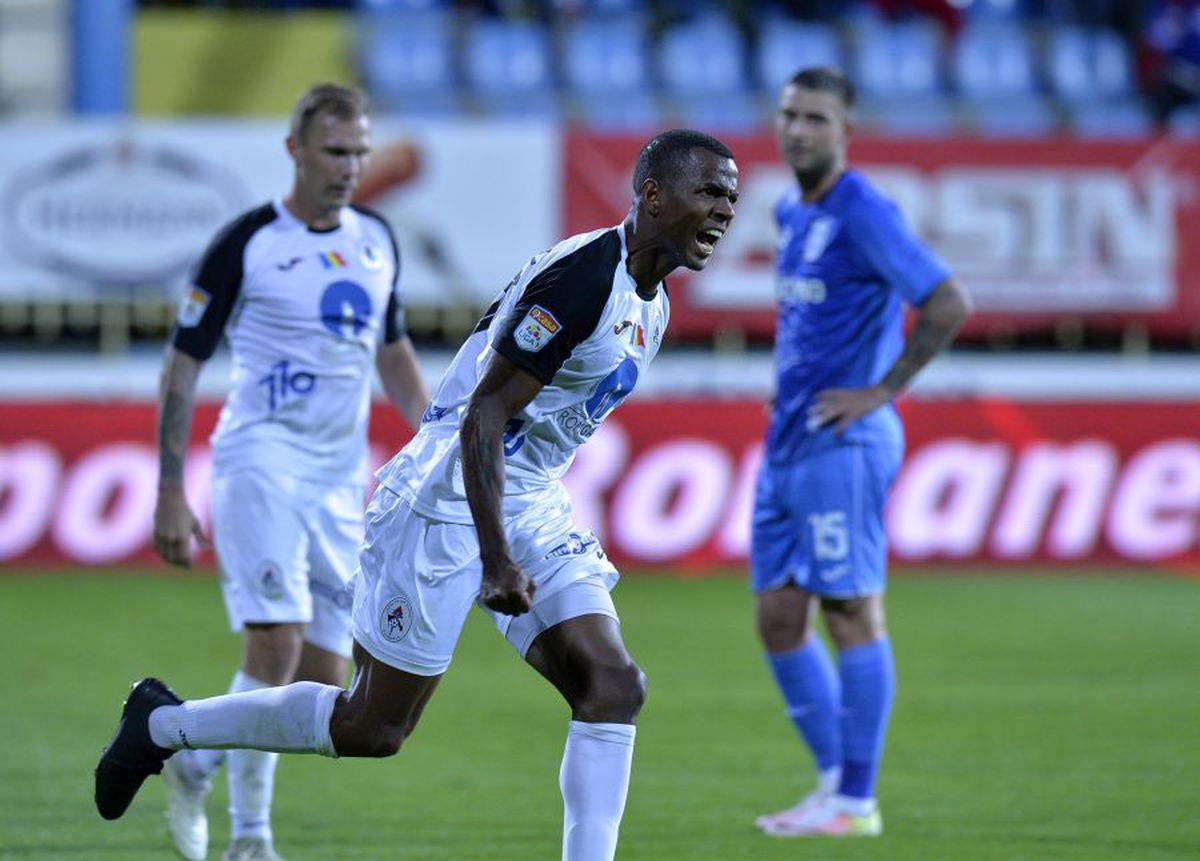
[
  {"xmin": 258, "ymin": 561, "xmax": 285, "ymax": 601},
  {"xmin": 176, "ymin": 286, "xmax": 211, "ymax": 328},
  {"xmin": 514, "ymin": 304, "xmax": 561, "ymax": 352},
  {"xmin": 359, "ymin": 241, "xmax": 385, "ymax": 271},
  {"xmin": 380, "ymin": 594, "xmax": 413, "ymax": 642},
  {"xmin": 803, "ymin": 216, "xmax": 838, "ymax": 262},
  {"xmin": 318, "ymin": 250, "xmax": 348, "ymax": 269}
]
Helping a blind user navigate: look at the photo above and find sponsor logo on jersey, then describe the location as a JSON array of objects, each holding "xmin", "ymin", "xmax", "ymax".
[
  {"xmin": 380, "ymin": 594, "xmax": 413, "ymax": 642},
  {"xmin": 513, "ymin": 304, "xmax": 561, "ymax": 352},
  {"xmin": 359, "ymin": 241, "xmax": 385, "ymax": 271},
  {"xmin": 777, "ymin": 276, "xmax": 827, "ymax": 304},
  {"xmin": 421, "ymin": 403, "xmax": 449, "ymax": 424},
  {"xmin": 802, "ymin": 216, "xmax": 838, "ymax": 262},
  {"xmin": 176, "ymin": 286, "xmax": 211, "ymax": 327},
  {"xmin": 546, "ymin": 532, "xmax": 598, "ymax": 559},
  {"xmin": 320, "ymin": 280, "xmax": 373, "ymax": 338},
  {"xmin": 276, "ymin": 256, "xmax": 302, "ymax": 272},
  {"xmin": 318, "ymin": 250, "xmax": 348, "ymax": 269},
  {"xmin": 553, "ymin": 406, "xmax": 598, "ymax": 440}
]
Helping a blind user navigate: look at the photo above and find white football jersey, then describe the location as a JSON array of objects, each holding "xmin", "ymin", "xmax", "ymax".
[
  {"xmin": 173, "ymin": 199, "xmax": 407, "ymax": 485},
  {"xmin": 378, "ymin": 224, "xmax": 668, "ymax": 523}
]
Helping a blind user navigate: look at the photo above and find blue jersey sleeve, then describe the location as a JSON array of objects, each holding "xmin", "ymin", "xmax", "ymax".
[{"xmin": 848, "ymin": 196, "xmax": 950, "ymax": 307}]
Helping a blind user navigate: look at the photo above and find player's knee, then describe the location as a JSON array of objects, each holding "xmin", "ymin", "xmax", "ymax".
[
  {"xmin": 330, "ymin": 702, "xmax": 415, "ymax": 758},
  {"xmin": 756, "ymin": 587, "xmax": 817, "ymax": 652},
  {"xmin": 583, "ymin": 660, "xmax": 646, "ymax": 722},
  {"xmin": 370, "ymin": 723, "xmax": 409, "ymax": 758},
  {"xmin": 756, "ymin": 611, "xmax": 806, "ymax": 653},
  {"xmin": 340, "ymin": 720, "xmax": 411, "ymax": 758}
]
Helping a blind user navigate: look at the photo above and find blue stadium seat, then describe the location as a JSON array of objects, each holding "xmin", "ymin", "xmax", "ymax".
[
  {"xmin": 961, "ymin": 0, "xmax": 1031, "ymax": 23},
  {"xmin": 572, "ymin": 92, "xmax": 663, "ymax": 131},
  {"xmin": 851, "ymin": 20, "xmax": 944, "ymax": 98},
  {"xmin": 464, "ymin": 18, "xmax": 555, "ymax": 97},
  {"xmin": 756, "ymin": 20, "xmax": 843, "ymax": 94},
  {"xmin": 1066, "ymin": 98, "xmax": 1152, "ymax": 138},
  {"xmin": 970, "ymin": 96, "xmax": 1057, "ymax": 137},
  {"xmin": 358, "ymin": 9, "xmax": 458, "ymax": 113},
  {"xmin": 861, "ymin": 95, "xmax": 959, "ymax": 136},
  {"xmin": 577, "ymin": 0, "xmax": 642, "ymax": 13},
  {"xmin": 671, "ymin": 92, "xmax": 765, "ymax": 132},
  {"xmin": 953, "ymin": 22, "xmax": 1038, "ymax": 98},
  {"xmin": 1046, "ymin": 26, "xmax": 1134, "ymax": 102},
  {"xmin": 562, "ymin": 15, "xmax": 649, "ymax": 95},
  {"xmin": 357, "ymin": 0, "xmax": 447, "ymax": 10},
  {"xmin": 657, "ymin": 12, "xmax": 748, "ymax": 95}
]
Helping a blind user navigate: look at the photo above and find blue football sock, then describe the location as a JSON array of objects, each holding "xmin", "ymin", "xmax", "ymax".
[
  {"xmin": 837, "ymin": 637, "xmax": 895, "ymax": 801},
  {"xmin": 767, "ymin": 637, "xmax": 842, "ymax": 773}
]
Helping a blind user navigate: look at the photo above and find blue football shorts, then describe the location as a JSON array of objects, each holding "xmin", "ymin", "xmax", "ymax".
[{"xmin": 750, "ymin": 443, "xmax": 901, "ymax": 599}]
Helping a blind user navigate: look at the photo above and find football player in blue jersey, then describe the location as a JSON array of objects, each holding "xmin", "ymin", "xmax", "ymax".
[{"xmin": 752, "ymin": 67, "xmax": 971, "ymax": 838}]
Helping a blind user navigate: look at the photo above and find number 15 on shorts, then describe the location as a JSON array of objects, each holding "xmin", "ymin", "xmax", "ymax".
[{"xmin": 808, "ymin": 511, "xmax": 849, "ymax": 561}]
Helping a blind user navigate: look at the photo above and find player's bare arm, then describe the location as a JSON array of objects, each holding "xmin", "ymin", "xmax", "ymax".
[
  {"xmin": 812, "ymin": 278, "xmax": 972, "ymax": 433},
  {"xmin": 153, "ymin": 346, "xmax": 210, "ymax": 567},
  {"xmin": 375, "ymin": 336, "xmax": 430, "ymax": 431},
  {"xmin": 460, "ymin": 352, "xmax": 542, "ymax": 616}
]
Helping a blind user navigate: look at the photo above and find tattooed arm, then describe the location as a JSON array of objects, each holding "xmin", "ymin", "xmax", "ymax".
[
  {"xmin": 877, "ymin": 279, "xmax": 973, "ymax": 395},
  {"xmin": 153, "ymin": 346, "xmax": 209, "ymax": 567},
  {"xmin": 460, "ymin": 352, "xmax": 543, "ymax": 616},
  {"xmin": 811, "ymin": 279, "xmax": 973, "ymax": 434}
]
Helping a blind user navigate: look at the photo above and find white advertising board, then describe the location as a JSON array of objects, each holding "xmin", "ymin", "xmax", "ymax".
[{"xmin": 0, "ymin": 119, "xmax": 558, "ymax": 306}]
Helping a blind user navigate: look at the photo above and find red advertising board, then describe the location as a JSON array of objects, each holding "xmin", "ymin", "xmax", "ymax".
[
  {"xmin": 3, "ymin": 399, "xmax": 1198, "ymax": 572},
  {"xmin": 565, "ymin": 132, "xmax": 1200, "ymax": 342}
]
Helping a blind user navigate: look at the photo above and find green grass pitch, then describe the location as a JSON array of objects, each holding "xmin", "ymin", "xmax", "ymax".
[{"xmin": 1, "ymin": 570, "xmax": 1197, "ymax": 860}]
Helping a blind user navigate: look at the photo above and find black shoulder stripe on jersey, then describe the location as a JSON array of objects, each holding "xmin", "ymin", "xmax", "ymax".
[
  {"xmin": 472, "ymin": 294, "xmax": 505, "ymax": 335},
  {"xmin": 350, "ymin": 203, "xmax": 401, "ymax": 287},
  {"xmin": 172, "ymin": 202, "xmax": 278, "ymax": 362},
  {"xmin": 351, "ymin": 203, "xmax": 406, "ymax": 343},
  {"xmin": 492, "ymin": 229, "xmax": 623, "ymax": 385}
]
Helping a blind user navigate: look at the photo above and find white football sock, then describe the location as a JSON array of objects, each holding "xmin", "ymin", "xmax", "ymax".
[
  {"xmin": 226, "ymin": 672, "xmax": 277, "ymax": 842},
  {"xmin": 148, "ymin": 681, "xmax": 341, "ymax": 758},
  {"xmin": 559, "ymin": 721, "xmax": 636, "ymax": 861},
  {"xmin": 818, "ymin": 766, "xmax": 843, "ymax": 795},
  {"xmin": 172, "ymin": 670, "xmax": 263, "ymax": 784}
]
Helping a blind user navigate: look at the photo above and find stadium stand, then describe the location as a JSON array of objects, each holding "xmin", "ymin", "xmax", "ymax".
[{"xmin": 6, "ymin": 0, "xmax": 1200, "ymax": 352}]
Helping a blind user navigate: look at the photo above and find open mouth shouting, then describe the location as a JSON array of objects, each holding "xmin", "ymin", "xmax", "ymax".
[{"xmin": 695, "ymin": 227, "xmax": 724, "ymax": 258}]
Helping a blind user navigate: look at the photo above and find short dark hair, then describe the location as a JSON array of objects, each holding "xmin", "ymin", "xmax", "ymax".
[
  {"xmin": 290, "ymin": 83, "xmax": 368, "ymax": 142},
  {"xmin": 632, "ymin": 129, "xmax": 734, "ymax": 194},
  {"xmin": 788, "ymin": 67, "xmax": 856, "ymax": 110}
]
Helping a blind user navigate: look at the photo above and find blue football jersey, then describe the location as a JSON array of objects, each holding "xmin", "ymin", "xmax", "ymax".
[{"xmin": 767, "ymin": 169, "xmax": 950, "ymax": 464}]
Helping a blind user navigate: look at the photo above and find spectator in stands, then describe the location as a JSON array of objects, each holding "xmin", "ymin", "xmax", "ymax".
[
  {"xmin": 868, "ymin": 0, "xmax": 962, "ymax": 35},
  {"xmin": 1144, "ymin": 0, "xmax": 1200, "ymax": 124}
]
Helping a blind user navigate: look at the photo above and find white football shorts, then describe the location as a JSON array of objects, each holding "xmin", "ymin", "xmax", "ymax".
[
  {"xmin": 351, "ymin": 485, "xmax": 619, "ymax": 676},
  {"xmin": 211, "ymin": 468, "xmax": 363, "ymax": 658}
]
